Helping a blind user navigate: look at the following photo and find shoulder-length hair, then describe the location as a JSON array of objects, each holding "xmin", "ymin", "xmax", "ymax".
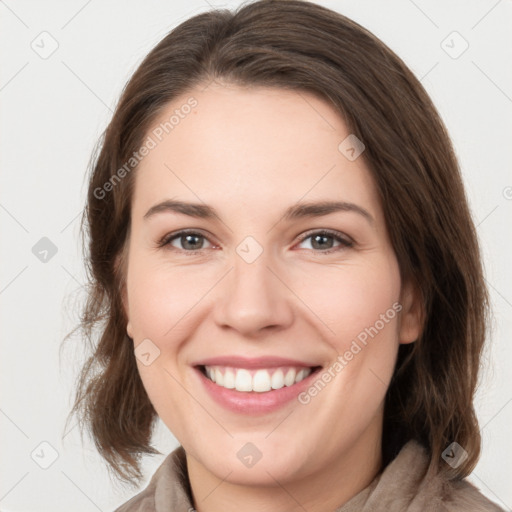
[{"xmin": 63, "ymin": 0, "xmax": 489, "ymax": 488}]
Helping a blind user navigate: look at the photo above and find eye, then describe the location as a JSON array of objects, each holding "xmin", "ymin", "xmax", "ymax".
[
  {"xmin": 158, "ymin": 229, "xmax": 215, "ymax": 253},
  {"xmin": 295, "ymin": 229, "xmax": 354, "ymax": 254},
  {"xmin": 157, "ymin": 228, "xmax": 354, "ymax": 255}
]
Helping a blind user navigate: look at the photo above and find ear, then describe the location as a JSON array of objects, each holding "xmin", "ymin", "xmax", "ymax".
[
  {"xmin": 115, "ymin": 251, "xmax": 133, "ymax": 339},
  {"xmin": 126, "ymin": 319, "xmax": 134, "ymax": 339},
  {"xmin": 123, "ymin": 287, "xmax": 133, "ymax": 339},
  {"xmin": 398, "ymin": 279, "xmax": 423, "ymax": 344}
]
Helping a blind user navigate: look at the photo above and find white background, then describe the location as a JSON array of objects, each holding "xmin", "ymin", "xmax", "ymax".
[{"xmin": 1, "ymin": 0, "xmax": 511, "ymax": 510}]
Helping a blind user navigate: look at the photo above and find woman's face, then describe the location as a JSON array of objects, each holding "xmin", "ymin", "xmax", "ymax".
[{"xmin": 124, "ymin": 83, "xmax": 420, "ymax": 487}]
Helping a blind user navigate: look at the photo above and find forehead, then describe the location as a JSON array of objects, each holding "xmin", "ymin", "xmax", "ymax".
[{"xmin": 132, "ymin": 84, "xmax": 381, "ymax": 223}]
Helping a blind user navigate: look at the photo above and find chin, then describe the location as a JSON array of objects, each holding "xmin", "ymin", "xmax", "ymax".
[{"xmin": 191, "ymin": 433, "xmax": 318, "ymax": 486}]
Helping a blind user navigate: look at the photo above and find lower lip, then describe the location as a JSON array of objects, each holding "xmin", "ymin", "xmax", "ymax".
[{"xmin": 194, "ymin": 366, "xmax": 321, "ymax": 415}]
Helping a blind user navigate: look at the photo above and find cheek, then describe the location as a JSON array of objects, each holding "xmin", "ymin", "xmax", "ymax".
[
  {"xmin": 294, "ymin": 255, "xmax": 402, "ymax": 351},
  {"xmin": 127, "ymin": 248, "xmax": 402, "ymax": 350},
  {"xmin": 125, "ymin": 256, "xmax": 203, "ymax": 430},
  {"xmin": 126, "ymin": 255, "xmax": 217, "ymax": 340},
  {"xmin": 293, "ymin": 258, "xmax": 402, "ymax": 438}
]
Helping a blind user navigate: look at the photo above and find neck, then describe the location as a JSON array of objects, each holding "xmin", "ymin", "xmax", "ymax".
[{"xmin": 186, "ymin": 420, "xmax": 383, "ymax": 512}]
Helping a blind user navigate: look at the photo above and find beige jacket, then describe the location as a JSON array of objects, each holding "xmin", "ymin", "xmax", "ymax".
[{"xmin": 114, "ymin": 440, "xmax": 505, "ymax": 511}]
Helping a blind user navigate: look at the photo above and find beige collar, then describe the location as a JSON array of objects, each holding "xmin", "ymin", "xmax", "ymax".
[{"xmin": 116, "ymin": 439, "xmax": 504, "ymax": 511}]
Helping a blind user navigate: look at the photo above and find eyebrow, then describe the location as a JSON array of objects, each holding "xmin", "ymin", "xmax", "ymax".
[{"xmin": 143, "ymin": 199, "xmax": 374, "ymax": 224}]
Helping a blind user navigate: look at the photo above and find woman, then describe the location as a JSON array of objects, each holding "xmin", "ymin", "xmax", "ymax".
[{"xmin": 66, "ymin": 0, "xmax": 504, "ymax": 510}]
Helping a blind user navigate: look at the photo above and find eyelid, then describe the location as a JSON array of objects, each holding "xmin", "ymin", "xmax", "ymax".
[
  {"xmin": 295, "ymin": 228, "xmax": 354, "ymax": 246},
  {"xmin": 157, "ymin": 228, "xmax": 217, "ymax": 250},
  {"xmin": 157, "ymin": 228, "xmax": 354, "ymax": 254}
]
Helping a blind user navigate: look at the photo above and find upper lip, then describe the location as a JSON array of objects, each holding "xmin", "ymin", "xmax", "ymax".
[{"xmin": 193, "ymin": 355, "xmax": 321, "ymax": 369}]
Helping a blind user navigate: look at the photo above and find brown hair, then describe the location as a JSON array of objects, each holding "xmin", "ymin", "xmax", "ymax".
[{"xmin": 62, "ymin": 0, "xmax": 489, "ymax": 489}]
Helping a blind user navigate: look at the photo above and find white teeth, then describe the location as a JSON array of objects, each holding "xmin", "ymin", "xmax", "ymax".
[
  {"xmin": 295, "ymin": 369, "xmax": 307, "ymax": 383},
  {"xmin": 284, "ymin": 369, "xmax": 296, "ymax": 387},
  {"xmin": 203, "ymin": 366, "xmax": 313, "ymax": 392},
  {"xmin": 253, "ymin": 369, "xmax": 272, "ymax": 392},
  {"xmin": 223, "ymin": 369, "xmax": 236, "ymax": 389},
  {"xmin": 235, "ymin": 369, "xmax": 252, "ymax": 392},
  {"xmin": 271, "ymin": 369, "xmax": 285, "ymax": 390}
]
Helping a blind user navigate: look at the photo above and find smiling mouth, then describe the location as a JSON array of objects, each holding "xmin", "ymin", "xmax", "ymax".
[{"xmin": 198, "ymin": 365, "xmax": 322, "ymax": 393}]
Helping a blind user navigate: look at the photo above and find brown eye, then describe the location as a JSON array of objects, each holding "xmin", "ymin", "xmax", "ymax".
[
  {"xmin": 159, "ymin": 230, "xmax": 214, "ymax": 252},
  {"xmin": 296, "ymin": 230, "xmax": 353, "ymax": 253}
]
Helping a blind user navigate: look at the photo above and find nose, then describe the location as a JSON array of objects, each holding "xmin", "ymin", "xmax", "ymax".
[{"xmin": 212, "ymin": 248, "xmax": 294, "ymax": 338}]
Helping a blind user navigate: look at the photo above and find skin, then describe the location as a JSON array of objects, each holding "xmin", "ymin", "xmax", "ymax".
[{"xmin": 123, "ymin": 82, "xmax": 422, "ymax": 512}]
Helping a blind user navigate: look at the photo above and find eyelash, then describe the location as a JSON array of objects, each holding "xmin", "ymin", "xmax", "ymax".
[{"xmin": 157, "ymin": 228, "xmax": 354, "ymax": 255}]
